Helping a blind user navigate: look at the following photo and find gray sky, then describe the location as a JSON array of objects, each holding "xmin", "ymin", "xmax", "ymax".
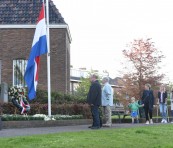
[{"xmin": 54, "ymin": 0, "xmax": 173, "ymax": 82}]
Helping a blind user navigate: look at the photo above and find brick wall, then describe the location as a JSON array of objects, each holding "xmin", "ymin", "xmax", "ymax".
[{"xmin": 0, "ymin": 28, "xmax": 70, "ymax": 93}]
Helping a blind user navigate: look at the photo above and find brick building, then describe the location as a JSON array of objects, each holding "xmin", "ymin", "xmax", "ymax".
[{"xmin": 0, "ymin": 0, "xmax": 71, "ymax": 93}]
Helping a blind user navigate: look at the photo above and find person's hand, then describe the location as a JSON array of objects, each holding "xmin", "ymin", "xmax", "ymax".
[
  {"xmin": 127, "ymin": 102, "xmax": 131, "ymax": 106},
  {"xmin": 142, "ymin": 104, "xmax": 144, "ymax": 107}
]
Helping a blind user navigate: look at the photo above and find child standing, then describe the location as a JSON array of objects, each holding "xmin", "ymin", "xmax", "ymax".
[{"xmin": 128, "ymin": 97, "xmax": 144, "ymax": 124}]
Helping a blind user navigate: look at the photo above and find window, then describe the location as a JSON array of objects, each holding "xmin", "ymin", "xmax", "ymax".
[{"xmin": 13, "ymin": 59, "xmax": 27, "ymax": 87}]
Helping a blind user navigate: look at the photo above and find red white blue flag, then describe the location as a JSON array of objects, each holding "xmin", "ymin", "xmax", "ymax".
[{"xmin": 24, "ymin": 3, "xmax": 47, "ymax": 100}]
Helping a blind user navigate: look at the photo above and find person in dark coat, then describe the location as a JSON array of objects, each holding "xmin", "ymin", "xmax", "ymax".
[
  {"xmin": 142, "ymin": 83, "xmax": 154, "ymax": 124},
  {"xmin": 87, "ymin": 74, "xmax": 102, "ymax": 129}
]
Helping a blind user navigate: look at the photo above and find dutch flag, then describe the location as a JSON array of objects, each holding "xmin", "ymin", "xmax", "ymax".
[{"xmin": 24, "ymin": 3, "xmax": 47, "ymax": 100}]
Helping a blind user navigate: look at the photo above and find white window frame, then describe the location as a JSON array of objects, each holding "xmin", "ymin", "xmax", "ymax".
[{"xmin": 13, "ymin": 59, "xmax": 27, "ymax": 87}]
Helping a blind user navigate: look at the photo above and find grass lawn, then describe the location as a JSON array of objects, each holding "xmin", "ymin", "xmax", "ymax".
[{"xmin": 0, "ymin": 124, "xmax": 173, "ymax": 148}]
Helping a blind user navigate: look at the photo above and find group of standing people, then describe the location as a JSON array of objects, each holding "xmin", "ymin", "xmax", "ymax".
[
  {"xmin": 87, "ymin": 73, "xmax": 173, "ymax": 128},
  {"xmin": 127, "ymin": 83, "xmax": 155, "ymax": 124},
  {"xmin": 129, "ymin": 83, "xmax": 173, "ymax": 125},
  {"xmin": 87, "ymin": 74, "xmax": 113, "ymax": 129}
]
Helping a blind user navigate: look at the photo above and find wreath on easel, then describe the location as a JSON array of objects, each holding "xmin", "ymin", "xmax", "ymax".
[{"xmin": 8, "ymin": 87, "xmax": 30, "ymax": 114}]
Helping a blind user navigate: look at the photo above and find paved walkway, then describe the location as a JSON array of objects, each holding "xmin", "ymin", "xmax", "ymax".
[{"xmin": 0, "ymin": 123, "xmax": 162, "ymax": 138}]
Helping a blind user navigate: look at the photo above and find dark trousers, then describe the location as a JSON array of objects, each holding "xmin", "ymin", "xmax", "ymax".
[
  {"xmin": 171, "ymin": 110, "xmax": 173, "ymax": 117},
  {"xmin": 171, "ymin": 110, "xmax": 173, "ymax": 122},
  {"xmin": 91, "ymin": 105, "xmax": 101, "ymax": 127},
  {"xmin": 144, "ymin": 103, "xmax": 152, "ymax": 121}
]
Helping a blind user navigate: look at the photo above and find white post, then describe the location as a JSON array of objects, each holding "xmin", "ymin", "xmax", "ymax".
[{"xmin": 45, "ymin": 0, "xmax": 51, "ymax": 117}]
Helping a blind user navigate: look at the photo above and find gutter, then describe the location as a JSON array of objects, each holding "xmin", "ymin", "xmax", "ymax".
[{"xmin": 0, "ymin": 24, "xmax": 72, "ymax": 43}]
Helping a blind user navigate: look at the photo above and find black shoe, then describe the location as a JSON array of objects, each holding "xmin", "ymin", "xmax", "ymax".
[
  {"xmin": 90, "ymin": 126, "xmax": 100, "ymax": 129},
  {"xmin": 88, "ymin": 126, "xmax": 93, "ymax": 128}
]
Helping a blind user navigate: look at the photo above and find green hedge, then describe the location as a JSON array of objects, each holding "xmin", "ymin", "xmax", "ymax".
[
  {"xmin": 0, "ymin": 114, "xmax": 83, "ymax": 121},
  {"xmin": 0, "ymin": 103, "xmax": 91, "ymax": 119},
  {"xmin": 29, "ymin": 90, "xmax": 87, "ymax": 104},
  {"xmin": 1, "ymin": 115, "xmax": 44, "ymax": 121}
]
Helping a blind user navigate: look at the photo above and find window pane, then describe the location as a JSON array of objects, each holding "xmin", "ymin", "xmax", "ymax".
[{"xmin": 13, "ymin": 59, "xmax": 27, "ymax": 87}]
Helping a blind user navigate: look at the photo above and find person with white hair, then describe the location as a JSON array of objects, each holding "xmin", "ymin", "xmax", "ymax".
[{"xmin": 101, "ymin": 77, "xmax": 113, "ymax": 127}]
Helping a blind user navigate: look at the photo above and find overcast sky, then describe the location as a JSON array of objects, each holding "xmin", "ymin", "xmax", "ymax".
[{"xmin": 53, "ymin": 0, "xmax": 173, "ymax": 82}]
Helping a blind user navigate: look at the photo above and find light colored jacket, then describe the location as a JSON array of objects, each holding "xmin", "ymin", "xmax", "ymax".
[{"xmin": 102, "ymin": 82, "xmax": 113, "ymax": 106}]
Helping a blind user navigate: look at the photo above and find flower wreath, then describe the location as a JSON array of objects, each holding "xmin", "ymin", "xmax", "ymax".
[{"xmin": 8, "ymin": 87, "xmax": 30, "ymax": 114}]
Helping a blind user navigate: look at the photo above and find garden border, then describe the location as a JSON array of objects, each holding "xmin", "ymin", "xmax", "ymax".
[
  {"xmin": 1, "ymin": 119, "xmax": 92, "ymax": 129},
  {"xmin": 1, "ymin": 117, "xmax": 171, "ymax": 129}
]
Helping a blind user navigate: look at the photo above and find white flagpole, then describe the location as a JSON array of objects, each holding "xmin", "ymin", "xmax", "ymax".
[{"xmin": 45, "ymin": 0, "xmax": 51, "ymax": 117}]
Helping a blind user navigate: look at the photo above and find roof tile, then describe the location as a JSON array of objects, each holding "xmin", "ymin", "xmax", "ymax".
[{"xmin": 0, "ymin": 0, "xmax": 66, "ymax": 24}]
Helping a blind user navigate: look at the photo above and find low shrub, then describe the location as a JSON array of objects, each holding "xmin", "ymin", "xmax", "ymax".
[
  {"xmin": 1, "ymin": 114, "xmax": 44, "ymax": 121},
  {"xmin": 29, "ymin": 90, "xmax": 86, "ymax": 104},
  {"xmin": 0, "ymin": 103, "xmax": 91, "ymax": 119},
  {"xmin": 52, "ymin": 115, "xmax": 83, "ymax": 120},
  {"xmin": 0, "ymin": 114, "xmax": 83, "ymax": 121}
]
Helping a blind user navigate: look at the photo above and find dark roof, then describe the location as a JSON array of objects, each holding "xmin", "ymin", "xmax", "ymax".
[
  {"xmin": 0, "ymin": 0, "xmax": 66, "ymax": 24},
  {"xmin": 109, "ymin": 77, "xmax": 123, "ymax": 87},
  {"xmin": 70, "ymin": 75, "xmax": 123, "ymax": 87}
]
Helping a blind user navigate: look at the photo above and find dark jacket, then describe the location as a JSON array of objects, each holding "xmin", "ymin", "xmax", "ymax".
[
  {"xmin": 158, "ymin": 91, "xmax": 167, "ymax": 103},
  {"xmin": 142, "ymin": 90, "xmax": 154, "ymax": 110},
  {"xmin": 87, "ymin": 80, "xmax": 101, "ymax": 106}
]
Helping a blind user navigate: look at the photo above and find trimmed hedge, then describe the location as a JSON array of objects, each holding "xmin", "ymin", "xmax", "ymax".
[
  {"xmin": 1, "ymin": 115, "xmax": 44, "ymax": 121},
  {"xmin": 1, "ymin": 89, "xmax": 91, "ymax": 119},
  {"xmin": 1, "ymin": 114, "xmax": 83, "ymax": 121},
  {"xmin": 29, "ymin": 90, "xmax": 87, "ymax": 104},
  {"xmin": 0, "ymin": 103, "xmax": 91, "ymax": 119}
]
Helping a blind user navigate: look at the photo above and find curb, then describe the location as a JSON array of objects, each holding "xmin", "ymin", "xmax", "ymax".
[
  {"xmin": 2, "ymin": 119, "xmax": 92, "ymax": 129},
  {"xmin": 1, "ymin": 117, "xmax": 172, "ymax": 129}
]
